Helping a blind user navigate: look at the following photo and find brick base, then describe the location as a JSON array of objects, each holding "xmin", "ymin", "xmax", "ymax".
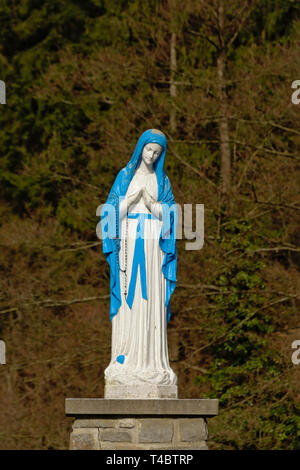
[
  {"xmin": 66, "ymin": 399, "xmax": 218, "ymax": 451},
  {"xmin": 70, "ymin": 417, "xmax": 208, "ymax": 450}
]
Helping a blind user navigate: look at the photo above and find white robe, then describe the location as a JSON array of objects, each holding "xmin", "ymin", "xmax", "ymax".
[{"xmin": 104, "ymin": 169, "xmax": 177, "ymax": 386}]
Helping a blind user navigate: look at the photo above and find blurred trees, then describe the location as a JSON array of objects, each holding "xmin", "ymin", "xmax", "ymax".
[{"xmin": 0, "ymin": 0, "xmax": 300, "ymax": 449}]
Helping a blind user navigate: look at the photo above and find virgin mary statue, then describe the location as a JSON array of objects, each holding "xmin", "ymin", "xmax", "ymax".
[{"xmin": 100, "ymin": 129, "xmax": 177, "ymax": 398}]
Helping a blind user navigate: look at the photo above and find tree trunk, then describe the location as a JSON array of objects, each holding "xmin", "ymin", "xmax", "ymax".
[
  {"xmin": 217, "ymin": 2, "xmax": 231, "ymax": 204},
  {"xmin": 169, "ymin": 0, "xmax": 177, "ymax": 134}
]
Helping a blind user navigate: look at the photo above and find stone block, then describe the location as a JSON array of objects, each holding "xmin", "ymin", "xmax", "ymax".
[
  {"xmin": 104, "ymin": 384, "xmax": 178, "ymax": 399},
  {"xmin": 179, "ymin": 418, "xmax": 208, "ymax": 442},
  {"xmin": 139, "ymin": 419, "xmax": 173, "ymax": 443},
  {"xmin": 100, "ymin": 442, "xmax": 142, "ymax": 450},
  {"xmin": 173, "ymin": 441, "xmax": 208, "ymax": 450},
  {"xmin": 73, "ymin": 419, "xmax": 115, "ymax": 429},
  {"xmin": 66, "ymin": 397, "xmax": 218, "ymax": 450},
  {"xmin": 100, "ymin": 429, "xmax": 132, "ymax": 443},
  {"xmin": 99, "ymin": 441, "xmax": 208, "ymax": 450},
  {"xmin": 118, "ymin": 418, "xmax": 136, "ymax": 428},
  {"xmin": 65, "ymin": 398, "xmax": 219, "ymax": 416},
  {"xmin": 138, "ymin": 442, "xmax": 208, "ymax": 450},
  {"xmin": 70, "ymin": 428, "xmax": 99, "ymax": 450}
]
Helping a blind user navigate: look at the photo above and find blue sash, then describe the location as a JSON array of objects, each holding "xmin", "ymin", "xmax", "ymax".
[{"xmin": 126, "ymin": 212, "xmax": 159, "ymax": 309}]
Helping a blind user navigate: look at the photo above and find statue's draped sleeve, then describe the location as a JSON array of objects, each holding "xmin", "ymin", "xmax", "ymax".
[
  {"xmin": 159, "ymin": 175, "xmax": 177, "ymax": 323},
  {"xmin": 101, "ymin": 169, "xmax": 125, "ymax": 319}
]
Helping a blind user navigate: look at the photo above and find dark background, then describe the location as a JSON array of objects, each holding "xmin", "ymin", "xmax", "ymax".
[{"xmin": 0, "ymin": 0, "xmax": 299, "ymax": 449}]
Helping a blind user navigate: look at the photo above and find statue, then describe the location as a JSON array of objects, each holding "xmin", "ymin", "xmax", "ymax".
[{"xmin": 101, "ymin": 129, "xmax": 178, "ymax": 398}]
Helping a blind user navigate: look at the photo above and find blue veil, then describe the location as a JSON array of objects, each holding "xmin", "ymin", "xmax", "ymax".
[{"xmin": 100, "ymin": 129, "xmax": 177, "ymax": 322}]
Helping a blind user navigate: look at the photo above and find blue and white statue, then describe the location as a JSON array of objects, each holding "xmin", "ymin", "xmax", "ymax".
[{"xmin": 101, "ymin": 129, "xmax": 178, "ymax": 398}]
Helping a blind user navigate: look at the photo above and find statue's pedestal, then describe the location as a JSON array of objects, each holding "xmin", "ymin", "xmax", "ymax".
[
  {"xmin": 65, "ymin": 398, "xmax": 219, "ymax": 450},
  {"xmin": 105, "ymin": 384, "xmax": 178, "ymax": 399}
]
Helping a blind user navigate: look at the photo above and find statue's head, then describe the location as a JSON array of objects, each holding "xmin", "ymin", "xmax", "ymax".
[
  {"xmin": 150, "ymin": 129, "xmax": 165, "ymax": 137},
  {"xmin": 141, "ymin": 142, "xmax": 163, "ymax": 167},
  {"xmin": 138, "ymin": 129, "xmax": 166, "ymax": 167},
  {"xmin": 125, "ymin": 129, "xmax": 167, "ymax": 198}
]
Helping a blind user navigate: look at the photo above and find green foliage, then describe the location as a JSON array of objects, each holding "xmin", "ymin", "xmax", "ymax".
[
  {"xmin": 0, "ymin": 0, "xmax": 299, "ymax": 450},
  {"xmin": 195, "ymin": 217, "xmax": 299, "ymax": 449},
  {"xmin": 197, "ymin": 220, "xmax": 275, "ymax": 398},
  {"xmin": 258, "ymin": 403, "xmax": 300, "ymax": 449}
]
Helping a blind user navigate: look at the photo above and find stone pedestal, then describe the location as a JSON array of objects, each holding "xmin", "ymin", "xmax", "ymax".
[
  {"xmin": 65, "ymin": 398, "xmax": 218, "ymax": 450},
  {"xmin": 104, "ymin": 384, "xmax": 178, "ymax": 399}
]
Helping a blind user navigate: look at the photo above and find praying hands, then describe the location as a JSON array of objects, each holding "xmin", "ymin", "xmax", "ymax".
[
  {"xmin": 121, "ymin": 187, "xmax": 162, "ymax": 219},
  {"xmin": 142, "ymin": 187, "xmax": 162, "ymax": 219}
]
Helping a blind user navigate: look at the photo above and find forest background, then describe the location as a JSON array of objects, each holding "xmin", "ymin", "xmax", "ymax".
[{"xmin": 0, "ymin": 0, "xmax": 300, "ymax": 450}]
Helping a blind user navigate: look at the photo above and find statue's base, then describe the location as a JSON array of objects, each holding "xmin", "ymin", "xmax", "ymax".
[
  {"xmin": 65, "ymin": 398, "xmax": 219, "ymax": 450},
  {"xmin": 104, "ymin": 384, "xmax": 178, "ymax": 399}
]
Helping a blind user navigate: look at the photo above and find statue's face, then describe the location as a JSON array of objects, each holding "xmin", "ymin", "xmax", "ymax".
[{"xmin": 142, "ymin": 142, "xmax": 162, "ymax": 166}]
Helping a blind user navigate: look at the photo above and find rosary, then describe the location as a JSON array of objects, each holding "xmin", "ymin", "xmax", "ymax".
[{"xmin": 115, "ymin": 206, "xmax": 128, "ymax": 299}]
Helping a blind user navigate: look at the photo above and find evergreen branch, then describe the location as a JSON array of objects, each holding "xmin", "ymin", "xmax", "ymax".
[
  {"xmin": 227, "ymin": 3, "xmax": 255, "ymax": 50},
  {"xmin": 177, "ymin": 283, "xmax": 223, "ymax": 290},
  {"xmin": 250, "ymin": 194, "xmax": 300, "ymax": 212},
  {"xmin": 188, "ymin": 29, "xmax": 219, "ymax": 51},
  {"xmin": 167, "ymin": 139, "xmax": 217, "ymax": 188},
  {"xmin": 59, "ymin": 242, "xmax": 102, "ymax": 252},
  {"xmin": 249, "ymin": 246, "xmax": 300, "ymax": 253},
  {"xmin": 0, "ymin": 295, "xmax": 110, "ymax": 315},
  {"xmin": 189, "ymin": 296, "xmax": 296, "ymax": 359}
]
